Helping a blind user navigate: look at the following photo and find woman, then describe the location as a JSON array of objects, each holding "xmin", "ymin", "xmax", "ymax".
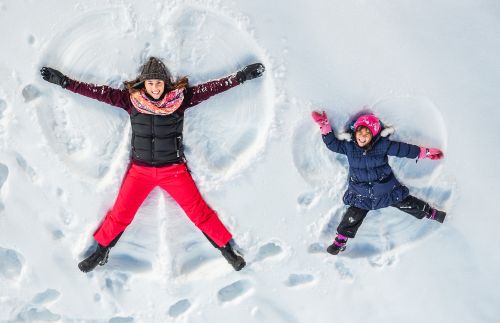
[{"xmin": 40, "ymin": 57, "xmax": 265, "ymax": 272}]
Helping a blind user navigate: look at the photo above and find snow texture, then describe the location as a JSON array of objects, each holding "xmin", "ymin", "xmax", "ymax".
[{"xmin": 1, "ymin": 0, "xmax": 499, "ymax": 322}]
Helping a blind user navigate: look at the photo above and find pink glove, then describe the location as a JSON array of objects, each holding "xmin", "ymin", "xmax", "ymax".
[
  {"xmin": 311, "ymin": 111, "xmax": 332, "ymax": 135},
  {"xmin": 419, "ymin": 147, "xmax": 444, "ymax": 160}
]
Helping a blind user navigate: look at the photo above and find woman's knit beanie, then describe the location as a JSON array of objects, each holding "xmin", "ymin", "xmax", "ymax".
[{"xmin": 133, "ymin": 57, "xmax": 172, "ymax": 88}]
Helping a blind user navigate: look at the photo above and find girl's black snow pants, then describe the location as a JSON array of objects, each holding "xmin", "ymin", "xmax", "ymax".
[{"xmin": 336, "ymin": 195, "xmax": 434, "ymax": 238}]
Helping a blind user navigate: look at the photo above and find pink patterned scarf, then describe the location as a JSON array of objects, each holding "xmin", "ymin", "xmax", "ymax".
[{"xmin": 130, "ymin": 88, "xmax": 184, "ymax": 115}]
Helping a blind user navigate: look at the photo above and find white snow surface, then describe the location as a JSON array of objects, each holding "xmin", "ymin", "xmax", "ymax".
[{"xmin": 1, "ymin": 0, "xmax": 500, "ymax": 322}]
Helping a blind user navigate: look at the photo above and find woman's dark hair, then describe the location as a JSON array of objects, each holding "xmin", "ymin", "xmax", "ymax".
[{"xmin": 123, "ymin": 76, "xmax": 189, "ymax": 94}]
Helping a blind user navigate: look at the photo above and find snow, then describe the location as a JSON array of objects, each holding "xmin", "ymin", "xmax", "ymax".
[{"xmin": 1, "ymin": 0, "xmax": 500, "ymax": 322}]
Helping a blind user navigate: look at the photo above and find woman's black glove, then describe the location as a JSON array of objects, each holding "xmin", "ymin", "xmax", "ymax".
[
  {"xmin": 236, "ymin": 63, "xmax": 265, "ymax": 83},
  {"xmin": 40, "ymin": 67, "xmax": 69, "ymax": 88}
]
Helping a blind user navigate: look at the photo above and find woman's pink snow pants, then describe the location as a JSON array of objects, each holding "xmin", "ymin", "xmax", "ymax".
[{"xmin": 93, "ymin": 163, "xmax": 232, "ymax": 247}]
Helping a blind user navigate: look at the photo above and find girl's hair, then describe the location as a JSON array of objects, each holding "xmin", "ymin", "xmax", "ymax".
[
  {"xmin": 123, "ymin": 76, "xmax": 189, "ymax": 94},
  {"xmin": 355, "ymin": 125, "xmax": 373, "ymax": 136}
]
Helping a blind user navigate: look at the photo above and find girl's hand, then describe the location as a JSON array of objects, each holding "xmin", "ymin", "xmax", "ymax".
[
  {"xmin": 311, "ymin": 111, "xmax": 332, "ymax": 135},
  {"xmin": 418, "ymin": 147, "xmax": 444, "ymax": 160},
  {"xmin": 40, "ymin": 67, "xmax": 69, "ymax": 88}
]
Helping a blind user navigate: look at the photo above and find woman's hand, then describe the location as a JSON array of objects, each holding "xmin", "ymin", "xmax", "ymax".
[
  {"xmin": 236, "ymin": 63, "xmax": 265, "ymax": 83},
  {"xmin": 311, "ymin": 111, "xmax": 332, "ymax": 135},
  {"xmin": 40, "ymin": 67, "xmax": 69, "ymax": 88}
]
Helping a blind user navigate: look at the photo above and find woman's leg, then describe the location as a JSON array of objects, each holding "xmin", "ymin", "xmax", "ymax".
[
  {"xmin": 93, "ymin": 164, "xmax": 156, "ymax": 246},
  {"xmin": 158, "ymin": 164, "xmax": 232, "ymax": 248}
]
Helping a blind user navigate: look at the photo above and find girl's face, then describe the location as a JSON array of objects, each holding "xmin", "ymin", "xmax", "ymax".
[
  {"xmin": 144, "ymin": 79, "xmax": 165, "ymax": 99},
  {"xmin": 355, "ymin": 127, "xmax": 373, "ymax": 147}
]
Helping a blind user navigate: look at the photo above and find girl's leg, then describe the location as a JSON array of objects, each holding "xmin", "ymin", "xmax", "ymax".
[
  {"xmin": 93, "ymin": 164, "xmax": 156, "ymax": 246},
  {"xmin": 337, "ymin": 206, "xmax": 370, "ymax": 238},
  {"xmin": 158, "ymin": 164, "xmax": 232, "ymax": 248},
  {"xmin": 392, "ymin": 195, "xmax": 430, "ymax": 219},
  {"xmin": 391, "ymin": 195, "xmax": 444, "ymax": 220},
  {"xmin": 327, "ymin": 206, "xmax": 369, "ymax": 255}
]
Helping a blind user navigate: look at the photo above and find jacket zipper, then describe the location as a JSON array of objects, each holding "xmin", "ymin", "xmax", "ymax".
[
  {"xmin": 151, "ymin": 116, "xmax": 155, "ymax": 163},
  {"xmin": 176, "ymin": 135, "xmax": 181, "ymax": 158}
]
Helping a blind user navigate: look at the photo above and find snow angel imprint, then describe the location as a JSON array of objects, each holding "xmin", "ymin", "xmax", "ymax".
[
  {"xmin": 40, "ymin": 57, "xmax": 265, "ymax": 272},
  {"xmin": 311, "ymin": 111, "xmax": 446, "ymax": 255}
]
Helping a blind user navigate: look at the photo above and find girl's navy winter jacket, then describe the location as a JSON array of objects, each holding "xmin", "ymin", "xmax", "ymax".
[{"xmin": 322, "ymin": 131, "xmax": 420, "ymax": 210}]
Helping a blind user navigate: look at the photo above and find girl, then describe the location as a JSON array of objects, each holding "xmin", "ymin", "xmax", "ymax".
[
  {"xmin": 40, "ymin": 57, "xmax": 265, "ymax": 272},
  {"xmin": 311, "ymin": 111, "xmax": 446, "ymax": 255}
]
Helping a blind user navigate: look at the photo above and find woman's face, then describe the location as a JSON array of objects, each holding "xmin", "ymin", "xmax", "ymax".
[
  {"xmin": 355, "ymin": 127, "xmax": 373, "ymax": 147},
  {"xmin": 144, "ymin": 79, "xmax": 165, "ymax": 99}
]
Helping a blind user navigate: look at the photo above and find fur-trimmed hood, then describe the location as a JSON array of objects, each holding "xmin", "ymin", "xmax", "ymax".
[{"xmin": 335, "ymin": 125, "xmax": 395, "ymax": 141}]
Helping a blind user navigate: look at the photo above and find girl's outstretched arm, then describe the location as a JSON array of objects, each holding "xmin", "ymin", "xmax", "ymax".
[
  {"xmin": 40, "ymin": 67, "xmax": 131, "ymax": 111},
  {"xmin": 311, "ymin": 111, "xmax": 349, "ymax": 155},
  {"xmin": 182, "ymin": 63, "xmax": 265, "ymax": 109},
  {"xmin": 387, "ymin": 138, "xmax": 444, "ymax": 160},
  {"xmin": 386, "ymin": 140, "xmax": 422, "ymax": 159}
]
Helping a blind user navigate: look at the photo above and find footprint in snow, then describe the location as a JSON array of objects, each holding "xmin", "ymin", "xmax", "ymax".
[
  {"xmin": 285, "ymin": 273, "xmax": 315, "ymax": 287},
  {"xmin": 13, "ymin": 288, "xmax": 61, "ymax": 321},
  {"xmin": 32, "ymin": 289, "xmax": 61, "ymax": 305},
  {"xmin": 297, "ymin": 191, "xmax": 319, "ymax": 209},
  {"xmin": 168, "ymin": 299, "xmax": 191, "ymax": 318},
  {"xmin": 109, "ymin": 253, "xmax": 152, "ymax": 273},
  {"xmin": 307, "ymin": 242, "xmax": 326, "ymax": 254},
  {"xmin": 335, "ymin": 261, "xmax": 354, "ymax": 282},
  {"xmin": 15, "ymin": 153, "xmax": 37, "ymax": 182},
  {"xmin": 0, "ymin": 247, "xmax": 23, "ymax": 280},
  {"xmin": 254, "ymin": 242, "xmax": 283, "ymax": 262},
  {"xmin": 15, "ymin": 307, "xmax": 61, "ymax": 322},
  {"xmin": 22, "ymin": 83, "xmax": 41, "ymax": 103},
  {"xmin": 104, "ymin": 272, "xmax": 129, "ymax": 295},
  {"xmin": 177, "ymin": 253, "xmax": 212, "ymax": 276},
  {"xmin": 217, "ymin": 280, "xmax": 252, "ymax": 304},
  {"xmin": 343, "ymin": 242, "xmax": 381, "ymax": 259},
  {"xmin": 51, "ymin": 229, "xmax": 64, "ymax": 240},
  {"xmin": 27, "ymin": 34, "xmax": 36, "ymax": 46}
]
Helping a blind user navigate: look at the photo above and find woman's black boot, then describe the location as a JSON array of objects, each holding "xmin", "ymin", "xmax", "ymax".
[
  {"xmin": 203, "ymin": 234, "xmax": 246, "ymax": 271},
  {"xmin": 78, "ymin": 244, "xmax": 110, "ymax": 273},
  {"xmin": 219, "ymin": 243, "xmax": 246, "ymax": 271}
]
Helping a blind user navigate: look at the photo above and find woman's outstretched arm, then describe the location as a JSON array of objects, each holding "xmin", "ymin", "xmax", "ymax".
[
  {"xmin": 182, "ymin": 63, "xmax": 265, "ymax": 109},
  {"xmin": 40, "ymin": 67, "xmax": 131, "ymax": 111}
]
